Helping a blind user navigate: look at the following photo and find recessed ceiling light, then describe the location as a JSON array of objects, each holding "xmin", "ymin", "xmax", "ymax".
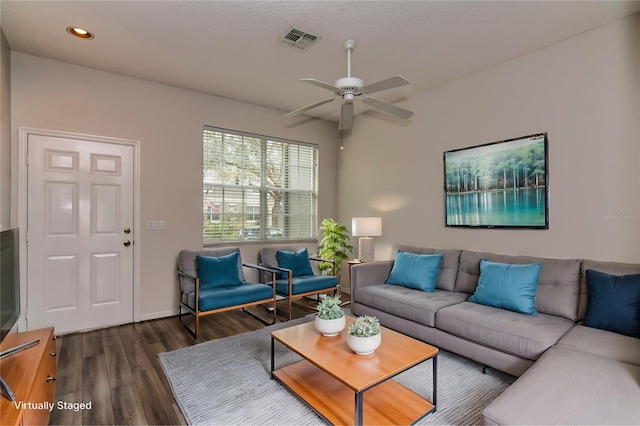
[{"xmin": 66, "ymin": 26, "xmax": 94, "ymax": 40}]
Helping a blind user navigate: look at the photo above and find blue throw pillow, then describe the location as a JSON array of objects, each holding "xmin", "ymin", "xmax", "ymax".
[
  {"xmin": 276, "ymin": 248, "xmax": 314, "ymax": 277},
  {"xmin": 468, "ymin": 259, "xmax": 541, "ymax": 315},
  {"xmin": 385, "ymin": 251, "xmax": 443, "ymax": 292},
  {"xmin": 583, "ymin": 269, "xmax": 640, "ymax": 338},
  {"xmin": 196, "ymin": 252, "xmax": 243, "ymax": 289}
]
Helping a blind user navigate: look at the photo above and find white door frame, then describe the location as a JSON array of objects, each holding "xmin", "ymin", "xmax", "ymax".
[{"xmin": 16, "ymin": 126, "xmax": 141, "ymax": 331}]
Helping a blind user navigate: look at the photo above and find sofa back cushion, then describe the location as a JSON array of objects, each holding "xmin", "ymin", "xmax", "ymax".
[
  {"xmin": 385, "ymin": 251, "xmax": 443, "ymax": 292},
  {"xmin": 583, "ymin": 269, "xmax": 640, "ymax": 338},
  {"xmin": 455, "ymin": 251, "xmax": 581, "ymax": 320},
  {"xmin": 579, "ymin": 259, "xmax": 640, "ymax": 321},
  {"xmin": 468, "ymin": 259, "xmax": 542, "ymax": 315},
  {"xmin": 393, "ymin": 246, "xmax": 461, "ymax": 291}
]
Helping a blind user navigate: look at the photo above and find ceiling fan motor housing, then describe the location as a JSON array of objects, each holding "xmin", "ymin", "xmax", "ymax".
[{"xmin": 335, "ymin": 77, "xmax": 364, "ymax": 102}]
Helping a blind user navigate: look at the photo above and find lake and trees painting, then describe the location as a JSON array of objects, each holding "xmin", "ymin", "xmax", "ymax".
[{"xmin": 444, "ymin": 133, "xmax": 549, "ymax": 228}]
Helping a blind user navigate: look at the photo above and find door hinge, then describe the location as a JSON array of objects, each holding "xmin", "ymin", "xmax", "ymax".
[
  {"xmin": 25, "ymin": 153, "xmax": 29, "ymax": 165},
  {"xmin": 25, "ymin": 231, "xmax": 28, "ymax": 243}
]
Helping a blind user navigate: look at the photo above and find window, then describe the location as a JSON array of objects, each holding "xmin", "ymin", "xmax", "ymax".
[{"xmin": 203, "ymin": 127, "xmax": 318, "ymax": 243}]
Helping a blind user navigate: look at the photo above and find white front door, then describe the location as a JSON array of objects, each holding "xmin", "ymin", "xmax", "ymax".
[{"xmin": 26, "ymin": 134, "xmax": 134, "ymax": 333}]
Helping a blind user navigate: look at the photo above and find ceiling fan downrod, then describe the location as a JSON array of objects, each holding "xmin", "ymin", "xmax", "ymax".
[{"xmin": 338, "ymin": 40, "xmax": 361, "ymax": 103}]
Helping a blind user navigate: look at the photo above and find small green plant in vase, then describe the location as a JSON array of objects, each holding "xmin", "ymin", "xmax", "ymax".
[
  {"xmin": 347, "ymin": 315, "xmax": 382, "ymax": 355},
  {"xmin": 316, "ymin": 294, "xmax": 344, "ymax": 320},
  {"xmin": 314, "ymin": 294, "xmax": 345, "ymax": 336}
]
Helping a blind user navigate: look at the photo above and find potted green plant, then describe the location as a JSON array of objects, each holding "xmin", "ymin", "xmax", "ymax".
[
  {"xmin": 317, "ymin": 218, "xmax": 354, "ymax": 278},
  {"xmin": 347, "ymin": 315, "xmax": 382, "ymax": 355},
  {"xmin": 314, "ymin": 294, "xmax": 345, "ymax": 336}
]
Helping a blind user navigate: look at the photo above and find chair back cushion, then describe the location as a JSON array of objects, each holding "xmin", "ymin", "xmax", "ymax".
[
  {"xmin": 276, "ymin": 248, "xmax": 315, "ymax": 277},
  {"xmin": 196, "ymin": 252, "xmax": 243, "ymax": 289},
  {"xmin": 178, "ymin": 247, "xmax": 246, "ymax": 293}
]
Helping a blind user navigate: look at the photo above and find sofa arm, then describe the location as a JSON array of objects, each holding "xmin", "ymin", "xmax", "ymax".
[{"xmin": 351, "ymin": 260, "xmax": 394, "ymax": 292}]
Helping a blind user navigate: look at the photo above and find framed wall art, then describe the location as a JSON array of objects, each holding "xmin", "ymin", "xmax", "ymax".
[{"xmin": 444, "ymin": 133, "xmax": 549, "ymax": 229}]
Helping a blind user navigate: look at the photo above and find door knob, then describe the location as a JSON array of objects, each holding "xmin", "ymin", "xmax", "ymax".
[
  {"xmin": 124, "ymin": 240, "xmax": 131, "ymax": 247},
  {"xmin": 124, "ymin": 227, "xmax": 131, "ymax": 234}
]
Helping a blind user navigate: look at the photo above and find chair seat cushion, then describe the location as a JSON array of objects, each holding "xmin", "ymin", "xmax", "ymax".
[
  {"xmin": 196, "ymin": 283, "xmax": 273, "ymax": 311},
  {"xmin": 436, "ymin": 301, "xmax": 574, "ymax": 360},
  {"xmin": 276, "ymin": 275, "xmax": 338, "ymax": 295}
]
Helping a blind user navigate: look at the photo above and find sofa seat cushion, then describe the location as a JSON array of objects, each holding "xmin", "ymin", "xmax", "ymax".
[
  {"xmin": 275, "ymin": 275, "xmax": 338, "ymax": 296},
  {"xmin": 481, "ymin": 345, "xmax": 640, "ymax": 425},
  {"xmin": 436, "ymin": 302, "xmax": 574, "ymax": 360},
  {"xmin": 191, "ymin": 283, "xmax": 273, "ymax": 312},
  {"xmin": 354, "ymin": 285, "xmax": 469, "ymax": 327},
  {"xmin": 557, "ymin": 324, "xmax": 640, "ymax": 366}
]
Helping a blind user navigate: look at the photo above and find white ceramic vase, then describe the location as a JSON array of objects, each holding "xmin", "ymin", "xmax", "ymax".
[
  {"xmin": 347, "ymin": 332, "xmax": 382, "ymax": 355},
  {"xmin": 315, "ymin": 315, "xmax": 346, "ymax": 337}
]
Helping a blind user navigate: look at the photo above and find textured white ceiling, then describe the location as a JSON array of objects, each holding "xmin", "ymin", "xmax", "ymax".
[{"xmin": 2, "ymin": 1, "xmax": 640, "ymax": 124}]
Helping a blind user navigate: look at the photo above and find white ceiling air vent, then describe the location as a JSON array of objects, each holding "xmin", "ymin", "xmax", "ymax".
[{"xmin": 278, "ymin": 27, "xmax": 320, "ymax": 50}]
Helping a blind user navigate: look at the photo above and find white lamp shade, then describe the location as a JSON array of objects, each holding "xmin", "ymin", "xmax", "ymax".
[{"xmin": 352, "ymin": 217, "xmax": 382, "ymax": 237}]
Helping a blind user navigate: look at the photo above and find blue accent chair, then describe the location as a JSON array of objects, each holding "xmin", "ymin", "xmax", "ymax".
[
  {"xmin": 177, "ymin": 247, "xmax": 279, "ymax": 338},
  {"xmin": 259, "ymin": 245, "xmax": 339, "ymax": 320}
]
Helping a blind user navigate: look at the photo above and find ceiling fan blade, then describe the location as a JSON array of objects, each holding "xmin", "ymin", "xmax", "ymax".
[
  {"xmin": 361, "ymin": 76, "xmax": 410, "ymax": 94},
  {"xmin": 339, "ymin": 103, "xmax": 354, "ymax": 131},
  {"xmin": 284, "ymin": 97, "xmax": 335, "ymax": 118},
  {"xmin": 301, "ymin": 78, "xmax": 340, "ymax": 93},
  {"xmin": 362, "ymin": 97, "xmax": 414, "ymax": 120}
]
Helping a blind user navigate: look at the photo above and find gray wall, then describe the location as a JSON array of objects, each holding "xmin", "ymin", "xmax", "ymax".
[
  {"xmin": 10, "ymin": 53, "xmax": 338, "ymax": 319},
  {"xmin": 0, "ymin": 30, "xmax": 10, "ymax": 230},
  {"xmin": 339, "ymin": 14, "xmax": 640, "ymax": 263}
]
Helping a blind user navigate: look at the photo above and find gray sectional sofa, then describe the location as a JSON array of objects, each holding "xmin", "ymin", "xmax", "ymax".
[{"xmin": 350, "ymin": 245, "xmax": 640, "ymax": 425}]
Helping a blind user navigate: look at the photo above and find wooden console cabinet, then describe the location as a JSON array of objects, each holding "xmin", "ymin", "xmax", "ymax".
[{"xmin": 0, "ymin": 328, "xmax": 57, "ymax": 425}]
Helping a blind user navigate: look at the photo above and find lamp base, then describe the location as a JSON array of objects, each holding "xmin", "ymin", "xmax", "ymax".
[{"xmin": 358, "ymin": 237, "xmax": 375, "ymax": 263}]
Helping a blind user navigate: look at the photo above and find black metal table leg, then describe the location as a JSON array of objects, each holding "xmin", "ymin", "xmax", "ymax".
[
  {"xmin": 270, "ymin": 335, "xmax": 275, "ymax": 376},
  {"xmin": 433, "ymin": 354, "xmax": 438, "ymax": 411},
  {"xmin": 355, "ymin": 391, "xmax": 363, "ymax": 425}
]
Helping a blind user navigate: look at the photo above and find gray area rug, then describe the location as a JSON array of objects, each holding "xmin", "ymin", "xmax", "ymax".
[{"xmin": 159, "ymin": 317, "xmax": 515, "ymax": 425}]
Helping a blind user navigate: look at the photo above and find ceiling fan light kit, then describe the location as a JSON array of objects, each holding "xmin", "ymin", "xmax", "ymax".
[{"xmin": 284, "ymin": 39, "xmax": 414, "ymax": 130}]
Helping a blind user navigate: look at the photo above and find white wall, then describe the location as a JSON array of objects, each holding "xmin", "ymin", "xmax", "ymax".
[
  {"xmin": 339, "ymin": 14, "xmax": 640, "ymax": 263},
  {"xmin": 10, "ymin": 53, "xmax": 338, "ymax": 320}
]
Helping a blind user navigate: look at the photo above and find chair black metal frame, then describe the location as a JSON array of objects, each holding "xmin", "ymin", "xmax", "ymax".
[{"xmin": 178, "ymin": 263, "xmax": 280, "ymax": 339}]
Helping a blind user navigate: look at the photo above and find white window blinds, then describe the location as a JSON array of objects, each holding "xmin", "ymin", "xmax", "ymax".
[{"xmin": 203, "ymin": 127, "xmax": 318, "ymax": 243}]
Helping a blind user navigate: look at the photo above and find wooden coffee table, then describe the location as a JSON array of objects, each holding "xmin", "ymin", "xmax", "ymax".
[{"xmin": 271, "ymin": 316, "xmax": 438, "ymax": 425}]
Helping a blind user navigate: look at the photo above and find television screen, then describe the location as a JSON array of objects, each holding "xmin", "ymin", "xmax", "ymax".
[
  {"xmin": 1, "ymin": 228, "xmax": 19, "ymax": 341},
  {"xmin": 444, "ymin": 133, "xmax": 549, "ymax": 228}
]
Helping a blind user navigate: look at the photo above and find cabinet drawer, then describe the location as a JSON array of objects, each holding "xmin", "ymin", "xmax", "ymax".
[{"xmin": 21, "ymin": 335, "xmax": 57, "ymax": 426}]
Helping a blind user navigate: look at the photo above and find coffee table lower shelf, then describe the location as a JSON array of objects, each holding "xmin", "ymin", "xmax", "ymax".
[{"xmin": 273, "ymin": 359, "xmax": 435, "ymax": 425}]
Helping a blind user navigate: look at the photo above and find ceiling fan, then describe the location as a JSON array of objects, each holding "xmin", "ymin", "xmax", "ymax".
[{"xmin": 284, "ymin": 39, "xmax": 414, "ymax": 131}]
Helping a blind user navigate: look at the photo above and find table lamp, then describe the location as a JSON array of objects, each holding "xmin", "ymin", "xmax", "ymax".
[{"xmin": 351, "ymin": 217, "xmax": 382, "ymax": 263}]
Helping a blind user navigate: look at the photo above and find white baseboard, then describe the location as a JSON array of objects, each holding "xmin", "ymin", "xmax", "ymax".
[{"xmin": 140, "ymin": 309, "xmax": 179, "ymax": 322}]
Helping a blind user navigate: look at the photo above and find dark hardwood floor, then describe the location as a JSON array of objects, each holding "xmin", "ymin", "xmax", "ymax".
[{"xmin": 49, "ymin": 293, "xmax": 350, "ymax": 425}]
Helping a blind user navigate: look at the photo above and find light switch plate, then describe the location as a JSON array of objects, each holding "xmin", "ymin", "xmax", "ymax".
[{"xmin": 146, "ymin": 220, "xmax": 166, "ymax": 231}]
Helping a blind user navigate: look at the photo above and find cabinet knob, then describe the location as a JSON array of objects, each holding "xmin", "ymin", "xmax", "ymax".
[
  {"xmin": 50, "ymin": 353, "xmax": 57, "ymax": 357},
  {"xmin": 46, "ymin": 376, "xmax": 57, "ymax": 382}
]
